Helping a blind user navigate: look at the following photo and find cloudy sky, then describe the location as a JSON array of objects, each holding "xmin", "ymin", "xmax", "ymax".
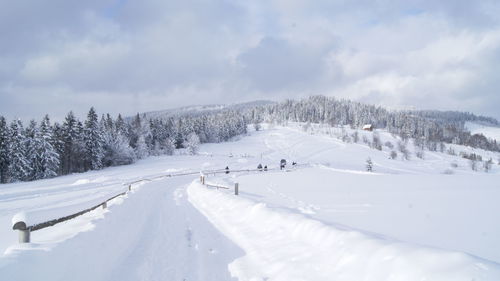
[{"xmin": 1, "ymin": 0, "xmax": 500, "ymax": 121}]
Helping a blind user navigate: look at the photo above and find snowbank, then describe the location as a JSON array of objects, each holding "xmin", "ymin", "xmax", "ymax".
[{"xmin": 188, "ymin": 182, "xmax": 500, "ymax": 281}]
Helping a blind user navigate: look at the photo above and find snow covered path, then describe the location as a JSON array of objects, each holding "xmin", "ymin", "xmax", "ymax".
[
  {"xmin": 0, "ymin": 177, "xmax": 242, "ymax": 281},
  {"xmin": 1, "ymin": 124, "xmax": 500, "ymax": 280}
]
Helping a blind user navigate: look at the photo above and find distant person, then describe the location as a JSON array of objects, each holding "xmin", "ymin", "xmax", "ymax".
[
  {"xmin": 264, "ymin": 165, "xmax": 268, "ymax": 171},
  {"xmin": 280, "ymin": 159, "xmax": 286, "ymax": 170},
  {"xmin": 257, "ymin": 164, "xmax": 263, "ymax": 171},
  {"xmin": 225, "ymin": 166, "xmax": 230, "ymax": 174}
]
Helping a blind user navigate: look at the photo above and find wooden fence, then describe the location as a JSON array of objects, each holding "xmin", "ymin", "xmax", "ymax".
[
  {"xmin": 199, "ymin": 175, "xmax": 239, "ymax": 195},
  {"xmin": 12, "ymin": 164, "xmax": 307, "ymax": 243}
]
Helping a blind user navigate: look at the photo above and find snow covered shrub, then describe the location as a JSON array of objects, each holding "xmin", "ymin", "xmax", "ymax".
[
  {"xmin": 443, "ymin": 169, "xmax": 454, "ymax": 174},
  {"xmin": 341, "ymin": 134, "xmax": 351, "ymax": 143},
  {"xmin": 135, "ymin": 136, "xmax": 149, "ymax": 159},
  {"xmin": 184, "ymin": 133, "xmax": 200, "ymax": 155},
  {"xmin": 351, "ymin": 131, "xmax": 359, "ymax": 143},
  {"xmin": 416, "ymin": 150, "xmax": 425, "ymax": 159},
  {"xmin": 390, "ymin": 151, "xmax": 398, "ymax": 159},
  {"xmin": 469, "ymin": 159, "xmax": 478, "ymax": 171},
  {"xmin": 163, "ymin": 138, "xmax": 176, "ymax": 156},
  {"xmin": 426, "ymin": 141, "xmax": 437, "ymax": 151},
  {"xmin": 484, "ymin": 159, "xmax": 493, "ymax": 172},
  {"xmin": 254, "ymin": 122, "xmax": 261, "ymax": 131},
  {"xmin": 384, "ymin": 141, "xmax": 394, "ymax": 149},
  {"xmin": 302, "ymin": 122, "xmax": 311, "ymax": 132},
  {"xmin": 108, "ymin": 134, "xmax": 136, "ymax": 166},
  {"xmin": 371, "ymin": 132, "xmax": 382, "ymax": 150},
  {"xmin": 398, "ymin": 141, "xmax": 410, "ymax": 160},
  {"xmin": 439, "ymin": 142, "xmax": 446, "ymax": 153}
]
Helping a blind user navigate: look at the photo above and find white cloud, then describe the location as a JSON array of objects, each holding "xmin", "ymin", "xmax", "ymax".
[{"xmin": 1, "ymin": 0, "xmax": 500, "ymax": 120}]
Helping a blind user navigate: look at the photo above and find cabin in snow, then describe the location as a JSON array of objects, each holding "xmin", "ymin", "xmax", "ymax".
[{"xmin": 363, "ymin": 124, "xmax": 374, "ymax": 131}]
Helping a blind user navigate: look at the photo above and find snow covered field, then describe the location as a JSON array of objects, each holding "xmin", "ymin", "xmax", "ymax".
[
  {"xmin": 1, "ymin": 124, "xmax": 500, "ymax": 280},
  {"xmin": 466, "ymin": 121, "xmax": 500, "ymax": 141}
]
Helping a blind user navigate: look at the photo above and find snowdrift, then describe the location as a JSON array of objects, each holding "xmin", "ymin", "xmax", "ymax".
[{"xmin": 188, "ymin": 181, "xmax": 500, "ymax": 281}]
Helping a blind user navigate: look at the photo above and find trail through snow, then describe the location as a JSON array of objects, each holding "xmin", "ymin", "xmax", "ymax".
[
  {"xmin": 1, "ymin": 124, "xmax": 500, "ymax": 280},
  {"xmin": 0, "ymin": 177, "xmax": 242, "ymax": 281}
]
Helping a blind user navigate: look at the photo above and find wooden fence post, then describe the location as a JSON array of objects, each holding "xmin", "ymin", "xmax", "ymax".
[
  {"xmin": 13, "ymin": 221, "xmax": 30, "ymax": 243},
  {"xmin": 128, "ymin": 184, "xmax": 131, "ymax": 192},
  {"xmin": 19, "ymin": 229, "xmax": 30, "ymax": 243},
  {"xmin": 234, "ymin": 183, "xmax": 239, "ymax": 195},
  {"xmin": 202, "ymin": 176, "xmax": 205, "ymax": 185},
  {"xmin": 102, "ymin": 202, "xmax": 107, "ymax": 209}
]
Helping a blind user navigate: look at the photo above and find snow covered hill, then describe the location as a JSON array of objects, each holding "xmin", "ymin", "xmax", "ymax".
[
  {"xmin": 136, "ymin": 100, "xmax": 274, "ymax": 120},
  {"xmin": 466, "ymin": 121, "xmax": 500, "ymax": 141},
  {"xmin": 1, "ymin": 124, "xmax": 499, "ymax": 280}
]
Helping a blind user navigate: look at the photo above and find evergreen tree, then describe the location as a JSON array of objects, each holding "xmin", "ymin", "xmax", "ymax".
[
  {"xmin": 163, "ymin": 137, "xmax": 176, "ymax": 155},
  {"xmin": 36, "ymin": 115, "xmax": 60, "ymax": 179},
  {"xmin": 129, "ymin": 113, "xmax": 142, "ymax": 149},
  {"xmin": 61, "ymin": 112, "xmax": 79, "ymax": 174},
  {"xmin": 366, "ymin": 157, "xmax": 373, "ymax": 172},
  {"xmin": 25, "ymin": 120, "xmax": 38, "ymax": 180},
  {"xmin": 184, "ymin": 132, "xmax": 200, "ymax": 155},
  {"xmin": 7, "ymin": 120, "xmax": 31, "ymax": 182},
  {"xmin": 115, "ymin": 114, "xmax": 127, "ymax": 136},
  {"xmin": 135, "ymin": 135, "xmax": 149, "ymax": 159},
  {"xmin": 107, "ymin": 133, "xmax": 136, "ymax": 166},
  {"xmin": 484, "ymin": 158, "xmax": 493, "ymax": 173},
  {"xmin": 0, "ymin": 117, "xmax": 9, "ymax": 183},
  {"xmin": 84, "ymin": 107, "xmax": 104, "ymax": 170}
]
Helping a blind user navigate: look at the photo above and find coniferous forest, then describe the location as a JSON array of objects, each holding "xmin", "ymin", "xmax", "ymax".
[
  {"xmin": 1, "ymin": 95, "xmax": 499, "ymax": 184},
  {"xmin": 0, "ymin": 107, "xmax": 247, "ymax": 183}
]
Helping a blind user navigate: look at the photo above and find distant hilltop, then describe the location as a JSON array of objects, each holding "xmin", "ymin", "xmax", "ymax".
[{"xmin": 130, "ymin": 100, "xmax": 275, "ymax": 120}]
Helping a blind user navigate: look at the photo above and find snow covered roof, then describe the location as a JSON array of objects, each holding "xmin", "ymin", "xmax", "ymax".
[{"xmin": 363, "ymin": 124, "xmax": 374, "ymax": 130}]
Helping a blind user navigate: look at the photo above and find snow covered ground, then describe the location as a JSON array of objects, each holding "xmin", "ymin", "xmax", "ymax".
[
  {"xmin": 466, "ymin": 121, "xmax": 500, "ymax": 141},
  {"xmin": 1, "ymin": 124, "xmax": 500, "ymax": 280}
]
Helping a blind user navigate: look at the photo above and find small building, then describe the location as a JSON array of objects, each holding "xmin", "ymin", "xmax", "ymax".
[{"xmin": 362, "ymin": 124, "xmax": 374, "ymax": 131}]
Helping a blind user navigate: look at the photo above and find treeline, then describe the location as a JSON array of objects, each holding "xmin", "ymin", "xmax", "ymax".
[
  {"xmin": 2, "ymin": 95, "xmax": 498, "ymax": 183},
  {"xmin": 0, "ymin": 108, "xmax": 247, "ymax": 183},
  {"xmin": 245, "ymin": 95, "xmax": 500, "ymax": 152}
]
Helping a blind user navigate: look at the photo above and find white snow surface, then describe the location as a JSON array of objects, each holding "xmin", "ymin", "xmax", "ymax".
[
  {"xmin": 466, "ymin": 122, "xmax": 500, "ymax": 141},
  {"xmin": 1, "ymin": 123, "xmax": 499, "ymax": 280},
  {"xmin": 188, "ymin": 181, "xmax": 500, "ymax": 281}
]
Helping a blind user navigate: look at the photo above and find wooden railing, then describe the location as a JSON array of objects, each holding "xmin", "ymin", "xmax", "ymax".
[
  {"xmin": 11, "ymin": 171, "xmax": 204, "ymax": 243},
  {"xmin": 11, "ymin": 164, "xmax": 307, "ymax": 243},
  {"xmin": 200, "ymin": 175, "xmax": 239, "ymax": 195}
]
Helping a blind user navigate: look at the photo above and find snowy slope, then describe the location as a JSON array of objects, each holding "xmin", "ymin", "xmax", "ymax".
[
  {"xmin": 466, "ymin": 121, "xmax": 500, "ymax": 141},
  {"xmin": 188, "ymin": 181, "xmax": 500, "ymax": 281},
  {"xmin": 1, "ymin": 123, "xmax": 500, "ymax": 280}
]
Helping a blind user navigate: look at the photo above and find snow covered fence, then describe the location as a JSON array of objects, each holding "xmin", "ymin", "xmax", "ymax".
[
  {"xmin": 12, "ymin": 189, "xmax": 129, "ymax": 243},
  {"xmin": 200, "ymin": 175, "xmax": 239, "ymax": 195},
  {"xmin": 10, "ymin": 166, "xmax": 306, "ymax": 244},
  {"xmin": 199, "ymin": 164, "xmax": 310, "ymax": 196},
  {"xmin": 10, "ymin": 170, "xmax": 236, "ymax": 244}
]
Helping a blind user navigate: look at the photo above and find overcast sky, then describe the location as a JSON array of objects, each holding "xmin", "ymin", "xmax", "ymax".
[{"xmin": 1, "ymin": 0, "xmax": 500, "ymax": 121}]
